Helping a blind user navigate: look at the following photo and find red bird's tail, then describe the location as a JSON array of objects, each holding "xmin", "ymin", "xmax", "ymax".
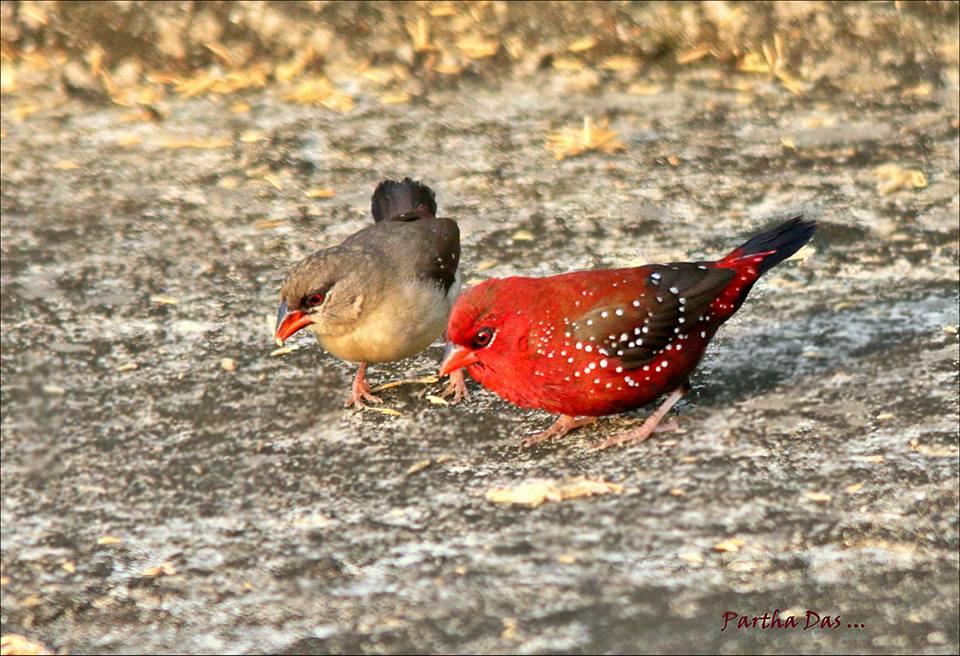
[
  {"xmin": 718, "ymin": 215, "xmax": 816, "ymax": 275},
  {"xmin": 712, "ymin": 215, "xmax": 816, "ymax": 316}
]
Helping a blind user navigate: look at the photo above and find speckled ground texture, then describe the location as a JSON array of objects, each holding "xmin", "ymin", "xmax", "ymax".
[{"xmin": 2, "ymin": 4, "xmax": 960, "ymax": 656}]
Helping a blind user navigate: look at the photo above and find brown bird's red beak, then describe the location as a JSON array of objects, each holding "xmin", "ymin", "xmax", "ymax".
[
  {"xmin": 439, "ymin": 342, "xmax": 479, "ymax": 376},
  {"xmin": 274, "ymin": 301, "xmax": 313, "ymax": 345}
]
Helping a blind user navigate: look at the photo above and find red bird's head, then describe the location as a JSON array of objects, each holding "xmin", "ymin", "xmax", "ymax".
[{"xmin": 439, "ymin": 278, "xmax": 531, "ymax": 381}]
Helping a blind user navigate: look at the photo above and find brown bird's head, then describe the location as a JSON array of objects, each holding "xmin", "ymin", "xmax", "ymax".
[{"xmin": 274, "ymin": 247, "xmax": 383, "ymax": 345}]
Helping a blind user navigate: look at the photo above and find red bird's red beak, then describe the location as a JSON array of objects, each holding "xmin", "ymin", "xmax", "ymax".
[
  {"xmin": 439, "ymin": 343, "xmax": 479, "ymax": 377},
  {"xmin": 274, "ymin": 305, "xmax": 313, "ymax": 345}
]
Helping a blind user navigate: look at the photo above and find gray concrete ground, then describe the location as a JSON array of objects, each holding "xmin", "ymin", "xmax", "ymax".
[{"xmin": 1, "ymin": 6, "xmax": 959, "ymax": 653}]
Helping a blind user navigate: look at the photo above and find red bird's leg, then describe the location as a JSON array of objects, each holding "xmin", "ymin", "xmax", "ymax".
[
  {"xmin": 345, "ymin": 363, "xmax": 383, "ymax": 409},
  {"xmin": 594, "ymin": 383, "xmax": 689, "ymax": 450},
  {"xmin": 441, "ymin": 368, "xmax": 469, "ymax": 404},
  {"xmin": 521, "ymin": 416, "xmax": 598, "ymax": 448}
]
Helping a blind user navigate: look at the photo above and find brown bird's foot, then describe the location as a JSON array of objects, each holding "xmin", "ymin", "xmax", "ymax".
[
  {"xmin": 345, "ymin": 363, "xmax": 383, "ymax": 409},
  {"xmin": 521, "ymin": 415, "xmax": 597, "ymax": 448},
  {"xmin": 440, "ymin": 369, "xmax": 469, "ymax": 404},
  {"xmin": 593, "ymin": 386, "xmax": 687, "ymax": 450}
]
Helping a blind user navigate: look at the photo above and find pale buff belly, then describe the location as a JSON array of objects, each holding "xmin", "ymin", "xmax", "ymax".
[{"xmin": 312, "ymin": 276, "xmax": 459, "ymax": 363}]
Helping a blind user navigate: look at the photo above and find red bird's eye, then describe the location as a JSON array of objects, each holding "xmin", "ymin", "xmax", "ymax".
[
  {"xmin": 304, "ymin": 292, "xmax": 325, "ymax": 308},
  {"xmin": 472, "ymin": 327, "xmax": 495, "ymax": 348}
]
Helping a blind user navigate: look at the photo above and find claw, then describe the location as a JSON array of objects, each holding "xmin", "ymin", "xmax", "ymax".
[
  {"xmin": 521, "ymin": 416, "xmax": 597, "ymax": 448},
  {"xmin": 440, "ymin": 369, "xmax": 469, "ymax": 404},
  {"xmin": 345, "ymin": 363, "xmax": 383, "ymax": 410}
]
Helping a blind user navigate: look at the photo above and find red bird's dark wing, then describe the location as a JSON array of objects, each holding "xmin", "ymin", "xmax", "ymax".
[{"xmin": 572, "ymin": 264, "xmax": 733, "ymax": 370}]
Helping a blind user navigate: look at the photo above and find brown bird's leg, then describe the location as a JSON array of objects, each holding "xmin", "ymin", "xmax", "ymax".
[
  {"xmin": 345, "ymin": 363, "xmax": 383, "ymax": 409},
  {"xmin": 594, "ymin": 383, "xmax": 688, "ymax": 450},
  {"xmin": 440, "ymin": 368, "xmax": 469, "ymax": 404},
  {"xmin": 521, "ymin": 415, "xmax": 598, "ymax": 448}
]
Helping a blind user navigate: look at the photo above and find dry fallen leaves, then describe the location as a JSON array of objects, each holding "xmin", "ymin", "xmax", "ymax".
[
  {"xmin": 568, "ymin": 35, "xmax": 598, "ymax": 52},
  {"xmin": 803, "ymin": 491, "xmax": 832, "ymax": 503},
  {"xmin": 546, "ymin": 116, "xmax": 626, "ymax": 161},
  {"xmin": 485, "ymin": 477, "xmax": 624, "ymax": 508},
  {"xmin": 97, "ymin": 535, "xmax": 123, "ymax": 545},
  {"xmin": 457, "ymin": 35, "xmax": 500, "ymax": 59},
  {"xmin": 737, "ymin": 34, "xmax": 805, "ymax": 94},
  {"xmin": 143, "ymin": 562, "xmax": 176, "ymax": 578},
  {"xmin": 173, "ymin": 64, "xmax": 269, "ymax": 98},
  {"xmin": 284, "ymin": 77, "xmax": 354, "ymax": 112},
  {"xmin": 678, "ymin": 551, "xmax": 704, "ymax": 564},
  {"xmin": 713, "ymin": 538, "xmax": 746, "ymax": 553},
  {"xmin": 1, "ymin": 634, "xmax": 51, "ymax": 656},
  {"xmin": 157, "ymin": 136, "xmax": 231, "ymax": 150},
  {"xmin": 370, "ymin": 376, "xmax": 439, "ymax": 392},
  {"xmin": 364, "ymin": 406, "xmax": 402, "ymax": 417},
  {"xmin": 873, "ymin": 164, "xmax": 927, "ymax": 195},
  {"xmin": 305, "ymin": 188, "xmax": 336, "ymax": 199}
]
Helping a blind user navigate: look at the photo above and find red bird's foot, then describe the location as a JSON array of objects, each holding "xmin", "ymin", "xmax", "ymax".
[
  {"xmin": 594, "ymin": 386, "xmax": 687, "ymax": 450},
  {"xmin": 440, "ymin": 369, "xmax": 469, "ymax": 404},
  {"xmin": 521, "ymin": 415, "xmax": 598, "ymax": 448},
  {"xmin": 345, "ymin": 363, "xmax": 383, "ymax": 409}
]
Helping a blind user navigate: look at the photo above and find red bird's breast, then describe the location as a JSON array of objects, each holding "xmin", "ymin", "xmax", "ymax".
[{"xmin": 463, "ymin": 261, "xmax": 758, "ymax": 417}]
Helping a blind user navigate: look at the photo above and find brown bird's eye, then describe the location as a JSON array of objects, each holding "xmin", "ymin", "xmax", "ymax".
[
  {"xmin": 304, "ymin": 292, "xmax": 325, "ymax": 308},
  {"xmin": 472, "ymin": 327, "xmax": 495, "ymax": 348}
]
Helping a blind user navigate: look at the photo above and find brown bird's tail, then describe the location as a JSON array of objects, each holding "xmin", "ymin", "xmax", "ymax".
[{"xmin": 371, "ymin": 178, "xmax": 438, "ymax": 222}]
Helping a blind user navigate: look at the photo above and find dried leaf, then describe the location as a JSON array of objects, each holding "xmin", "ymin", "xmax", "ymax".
[
  {"xmin": 1, "ymin": 634, "xmax": 51, "ymax": 656},
  {"xmin": 284, "ymin": 77, "xmax": 354, "ymax": 112},
  {"xmin": 407, "ymin": 17, "xmax": 436, "ymax": 53},
  {"xmin": 405, "ymin": 459, "xmax": 433, "ymax": 476},
  {"xmin": 380, "ymin": 91, "xmax": 412, "ymax": 105},
  {"xmin": 239, "ymin": 130, "xmax": 264, "ymax": 143},
  {"xmin": 546, "ymin": 116, "xmax": 625, "ymax": 161},
  {"xmin": 425, "ymin": 394, "xmax": 449, "ymax": 406},
  {"xmin": 150, "ymin": 294, "xmax": 179, "ymax": 305},
  {"xmin": 457, "ymin": 35, "xmax": 499, "ymax": 59},
  {"xmin": 305, "ymin": 188, "xmax": 336, "ymax": 199},
  {"xmin": 364, "ymin": 406, "xmax": 402, "ymax": 417},
  {"xmin": 511, "ymin": 229, "xmax": 535, "ymax": 241},
  {"xmin": 568, "ymin": 36, "xmax": 598, "ymax": 53},
  {"xmin": 626, "ymin": 82, "xmax": 662, "ymax": 96},
  {"xmin": 370, "ymin": 376, "xmax": 439, "ymax": 392},
  {"xmin": 430, "ymin": 5, "xmax": 456, "ymax": 17},
  {"xmin": 601, "ymin": 56, "xmax": 639, "ymax": 73},
  {"xmin": 97, "ymin": 535, "xmax": 123, "ymax": 545},
  {"xmin": 485, "ymin": 477, "xmax": 624, "ymax": 508},
  {"xmin": 143, "ymin": 562, "xmax": 176, "ymax": 578},
  {"xmin": 678, "ymin": 551, "xmax": 704, "ymax": 564},
  {"xmin": 803, "ymin": 491, "xmax": 832, "ymax": 503},
  {"xmin": 552, "ymin": 56, "xmax": 585, "ymax": 72},
  {"xmin": 116, "ymin": 362, "xmax": 138, "ymax": 372},
  {"xmin": 713, "ymin": 538, "xmax": 745, "ymax": 552},
  {"xmin": 874, "ymin": 164, "xmax": 927, "ymax": 194},
  {"xmin": 275, "ymin": 47, "xmax": 318, "ymax": 83},
  {"xmin": 501, "ymin": 618, "xmax": 518, "ymax": 640},
  {"xmin": 846, "ymin": 483, "xmax": 864, "ymax": 494},
  {"xmin": 157, "ymin": 136, "xmax": 231, "ymax": 150},
  {"xmin": 677, "ymin": 46, "xmax": 711, "ymax": 64},
  {"xmin": 270, "ymin": 344, "xmax": 301, "ymax": 357}
]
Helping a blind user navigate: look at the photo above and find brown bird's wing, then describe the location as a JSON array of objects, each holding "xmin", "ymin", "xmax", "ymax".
[
  {"xmin": 343, "ymin": 216, "xmax": 460, "ymax": 294},
  {"xmin": 572, "ymin": 264, "xmax": 733, "ymax": 369}
]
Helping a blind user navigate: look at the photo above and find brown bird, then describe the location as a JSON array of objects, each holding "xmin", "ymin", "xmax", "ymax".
[{"xmin": 275, "ymin": 178, "xmax": 467, "ymax": 408}]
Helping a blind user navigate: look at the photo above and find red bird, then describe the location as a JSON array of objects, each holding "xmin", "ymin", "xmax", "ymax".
[{"xmin": 439, "ymin": 217, "xmax": 816, "ymax": 448}]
